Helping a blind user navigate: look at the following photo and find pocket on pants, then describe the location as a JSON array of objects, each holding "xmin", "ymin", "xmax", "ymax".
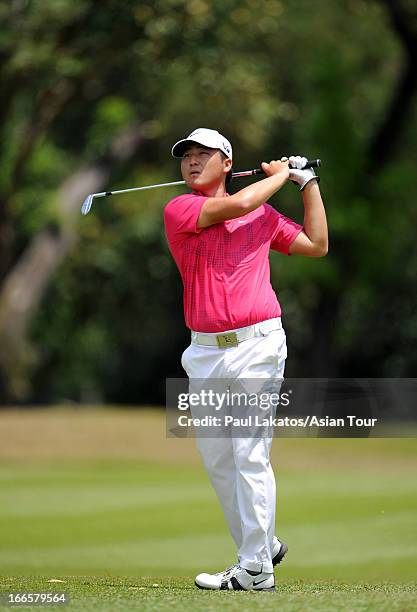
[
  {"xmin": 266, "ymin": 328, "xmax": 287, "ymax": 374},
  {"xmin": 181, "ymin": 344, "xmax": 192, "ymax": 373}
]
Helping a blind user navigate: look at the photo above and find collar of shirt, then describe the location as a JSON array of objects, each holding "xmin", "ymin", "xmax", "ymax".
[{"xmin": 192, "ymin": 190, "xmax": 230, "ymax": 197}]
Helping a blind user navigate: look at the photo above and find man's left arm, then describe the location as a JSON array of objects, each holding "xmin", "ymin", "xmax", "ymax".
[{"xmin": 287, "ymin": 156, "xmax": 328, "ymax": 257}]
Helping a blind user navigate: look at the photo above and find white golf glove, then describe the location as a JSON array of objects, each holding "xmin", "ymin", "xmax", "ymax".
[{"xmin": 286, "ymin": 155, "xmax": 319, "ymax": 191}]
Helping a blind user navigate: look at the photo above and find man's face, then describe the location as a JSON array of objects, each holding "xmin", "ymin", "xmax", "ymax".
[{"xmin": 180, "ymin": 144, "xmax": 232, "ymax": 191}]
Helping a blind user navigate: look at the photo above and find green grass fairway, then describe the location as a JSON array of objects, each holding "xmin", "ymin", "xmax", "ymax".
[
  {"xmin": 0, "ymin": 408, "xmax": 416, "ymax": 610},
  {"xmin": 1, "ymin": 577, "xmax": 416, "ymax": 612}
]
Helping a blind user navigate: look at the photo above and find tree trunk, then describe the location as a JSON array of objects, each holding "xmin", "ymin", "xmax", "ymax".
[{"xmin": 0, "ymin": 124, "xmax": 145, "ymax": 402}]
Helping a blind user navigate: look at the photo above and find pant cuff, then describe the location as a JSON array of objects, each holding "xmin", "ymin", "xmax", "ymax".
[{"xmin": 240, "ymin": 560, "xmax": 273, "ymax": 574}]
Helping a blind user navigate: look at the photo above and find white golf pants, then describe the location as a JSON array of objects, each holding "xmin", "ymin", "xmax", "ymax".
[{"xmin": 181, "ymin": 319, "xmax": 287, "ymax": 574}]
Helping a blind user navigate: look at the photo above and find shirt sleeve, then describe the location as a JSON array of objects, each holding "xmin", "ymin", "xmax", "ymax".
[
  {"xmin": 164, "ymin": 194, "xmax": 207, "ymax": 246},
  {"xmin": 266, "ymin": 204, "xmax": 303, "ymax": 254}
]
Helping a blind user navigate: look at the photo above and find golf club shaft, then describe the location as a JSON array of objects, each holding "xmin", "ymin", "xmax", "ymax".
[
  {"xmin": 81, "ymin": 158, "xmax": 321, "ymax": 215},
  {"xmin": 93, "ymin": 180, "xmax": 187, "ymax": 199},
  {"xmin": 95, "ymin": 159, "xmax": 321, "ymax": 198}
]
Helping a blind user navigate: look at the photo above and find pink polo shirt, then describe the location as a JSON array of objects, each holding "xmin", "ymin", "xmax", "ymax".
[{"xmin": 164, "ymin": 193, "xmax": 303, "ymax": 333}]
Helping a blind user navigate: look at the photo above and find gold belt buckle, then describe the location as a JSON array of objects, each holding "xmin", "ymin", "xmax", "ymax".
[{"xmin": 216, "ymin": 332, "xmax": 238, "ymax": 348}]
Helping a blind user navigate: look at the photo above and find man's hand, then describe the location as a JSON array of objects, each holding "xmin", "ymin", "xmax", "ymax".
[
  {"xmin": 288, "ymin": 155, "xmax": 319, "ymax": 191},
  {"xmin": 261, "ymin": 158, "xmax": 290, "ymax": 180},
  {"xmin": 197, "ymin": 157, "xmax": 289, "ymax": 229}
]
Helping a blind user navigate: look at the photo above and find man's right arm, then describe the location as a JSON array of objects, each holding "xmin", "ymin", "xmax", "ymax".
[{"xmin": 197, "ymin": 160, "xmax": 290, "ymax": 228}]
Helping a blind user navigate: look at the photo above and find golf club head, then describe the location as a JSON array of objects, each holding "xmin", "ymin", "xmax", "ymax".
[{"xmin": 81, "ymin": 194, "xmax": 94, "ymax": 215}]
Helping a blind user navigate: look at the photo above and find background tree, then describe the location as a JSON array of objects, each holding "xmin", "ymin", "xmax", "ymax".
[{"xmin": 0, "ymin": 0, "xmax": 416, "ymax": 404}]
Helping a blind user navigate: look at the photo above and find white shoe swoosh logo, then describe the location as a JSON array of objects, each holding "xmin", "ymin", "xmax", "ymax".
[{"xmin": 253, "ymin": 578, "xmax": 269, "ymax": 586}]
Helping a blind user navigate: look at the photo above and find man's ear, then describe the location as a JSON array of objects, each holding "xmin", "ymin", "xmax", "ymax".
[{"xmin": 223, "ymin": 157, "xmax": 232, "ymax": 174}]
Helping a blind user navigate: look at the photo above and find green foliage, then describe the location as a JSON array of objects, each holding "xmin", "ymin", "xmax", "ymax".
[
  {"xmin": 87, "ymin": 97, "xmax": 135, "ymax": 156},
  {"xmin": 0, "ymin": 0, "xmax": 416, "ymax": 401}
]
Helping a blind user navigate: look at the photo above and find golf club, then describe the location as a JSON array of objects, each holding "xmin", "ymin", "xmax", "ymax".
[{"xmin": 81, "ymin": 159, "xmax": 321, "ymax": 215}]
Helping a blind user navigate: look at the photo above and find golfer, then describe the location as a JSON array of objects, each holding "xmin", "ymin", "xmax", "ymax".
[{"xmin": 164, "ymin": 128, "xmax": 328, "ymax": 591}]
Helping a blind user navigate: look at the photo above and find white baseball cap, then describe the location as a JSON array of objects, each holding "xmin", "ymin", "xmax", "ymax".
[{"xmin": 171, "ymin": 128, "xmax": 233, "ymax": 160}]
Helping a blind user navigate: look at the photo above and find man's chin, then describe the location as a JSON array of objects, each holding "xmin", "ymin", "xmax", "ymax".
[{"xmin": 187, "ymin": 177, "xmax": 207, "ymax": 190}]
